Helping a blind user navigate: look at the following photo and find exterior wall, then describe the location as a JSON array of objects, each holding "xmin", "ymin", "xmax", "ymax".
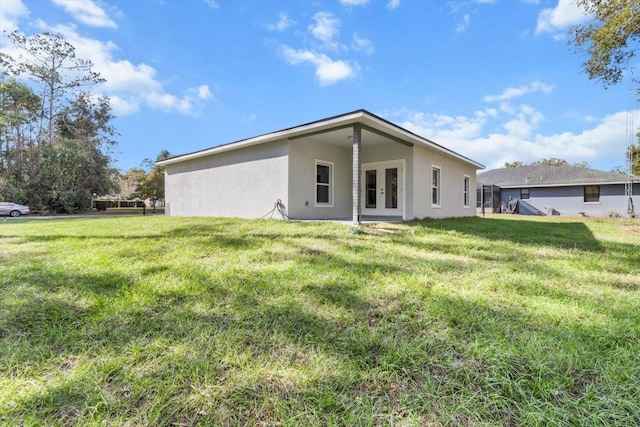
[
  {"xmin": 501, "ymin": 185, "xmax": 639, "ymax": 217},
  {"xmin": 413, "ymin": 145, "xmax": 477, "ymax": 219},
  {"xmin": 287, "ymin": 139, "xmax": 353, "ymax": 220},
  {"xmin": 164, "ymin": 140, "xmax": 289, "ymax": 218}
]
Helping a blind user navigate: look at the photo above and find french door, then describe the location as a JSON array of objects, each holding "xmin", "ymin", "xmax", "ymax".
[{"xmin": 361, "ymin": 160, "xmax": 404, "ymax": 217}]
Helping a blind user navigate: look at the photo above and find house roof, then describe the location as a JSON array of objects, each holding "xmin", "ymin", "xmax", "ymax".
[
  {"xmin": 478, "ymin": 165, "xmax": 640, "ymax": 188},
  {"xmin": 156, "ymin": 109, "xmax": 484, "ymax": 169}
]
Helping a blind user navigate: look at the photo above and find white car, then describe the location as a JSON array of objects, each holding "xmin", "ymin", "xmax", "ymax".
[{"xmin": 0, "ymin": 202, "xmax": 31, "ymax": 217}]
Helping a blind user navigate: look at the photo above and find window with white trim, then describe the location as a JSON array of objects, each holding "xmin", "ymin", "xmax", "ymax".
[
  {"xmin": 315, "ymin": 160, "xmax": 333, "ymax": 206},
  {"xmin": 463, "ymin": 175, "xmax": 470, "ymax": 207},
  {"xmin": 431, "ymin": 166, "xmax": 441, "ymax": 207}
]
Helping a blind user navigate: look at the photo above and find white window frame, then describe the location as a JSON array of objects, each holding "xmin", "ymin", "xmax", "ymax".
[
  {"xmin": 315, "ymin": 160, "xmax": 334, "ymax": 207},
  {"xmin": 463, "ymin": 175, "xmax": 470, "ymax": 208},
  {"xmin": 431, "ymin": 166, "xmax": 441, "ymax": 208}
]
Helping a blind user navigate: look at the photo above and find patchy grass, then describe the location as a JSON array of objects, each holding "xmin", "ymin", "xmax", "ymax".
[{"xmin": 1, "ymin": 215, "xmax": 639, "ymax": 426}]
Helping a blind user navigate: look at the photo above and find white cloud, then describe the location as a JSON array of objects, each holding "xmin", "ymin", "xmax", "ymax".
[
  {"xmin": 308, "ymin": 11, "xmax": 341, "ymax": 49},
  {"xmin": 535, "ymin": 0, "xmax": 589, "ymax": 35},
  {"xmin": 483, "ymin": 81, "xmax": 553, "ymax": 102},
  {"xmin": 387, "ymin": 0, "xmax": 400, "ymax": 10},
  {"xmin": 23, "ymin": 22, "xmax": 211, "ymax": 116},
  {"xmin": 456, "ymin": 14, "xmax": 470, "ymax": 33},
  {"xmin": 52, "ymin": 0, "xmax": 117, "ymax": 28},
  {"xmin": 396, "ymin": 105, "xmax": 638, "ymax": 170},
  {"xmin": 203, "ymin": 0, "xmax": 220, "ymax": 9},
  {"xmin": 0, "ymin": 0, "xmax": 29, "ymax": 35},
  {"xmin": 107, "ymin": 95, "xmax": 140, "ymax": 116},
  {"xmin": 352, "ymin": 33, "xmax": 374, "ymax": 55},
  {"xmin": 279, "ymin": 45, "xmax": 358, "ymax": 85},
  {"xmin": 197, "ymin": 85, "xmax": 212, "ymax": 100},
  {"xmin": 242, "ymin": 113, "xmax": 257, "ymax": 123},
  {"xmin": 340, "ymin": 0, "xmax": 370, "ymax": 5},
  {"xmin": 267, "ymin": 12, "xmax": 294, "ymax": 32}
]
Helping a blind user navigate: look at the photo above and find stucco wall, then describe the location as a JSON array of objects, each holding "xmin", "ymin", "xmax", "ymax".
[
  {"xmin": 501, "ymin": 185, "xmax": 639, "ymax": 217},
  {"xmin": 413, "ymin": 145, "xmax": 477, "ymax": 219},
  {"xmin": 287, "ymin": 139, "xmax": 352, "ymax": 219},
  {"xmin": 164, "ymin": 140, "xmax": 289, "ymax": 218}
]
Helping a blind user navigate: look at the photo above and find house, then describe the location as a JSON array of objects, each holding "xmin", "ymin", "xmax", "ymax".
[
  {"xmin": 157, "ymin": 109, "xmax": 484, "ymax": 223},
  {"xmin": 477, "ymin": 165, "xmax": 639, "ymax": 217}
]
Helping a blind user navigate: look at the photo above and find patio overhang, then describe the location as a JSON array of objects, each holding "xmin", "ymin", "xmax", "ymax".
[{"xmin": 290, "ymin": 123, "xmax": 411, "ymax": 226}]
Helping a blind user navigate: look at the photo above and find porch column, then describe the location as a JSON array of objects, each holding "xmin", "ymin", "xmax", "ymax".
[{"xmin": 352, "ymin": 124, "xmax": 361, "ymax": 226}]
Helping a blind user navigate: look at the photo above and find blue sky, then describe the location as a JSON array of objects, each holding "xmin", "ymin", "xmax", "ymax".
[{"xmin": 1, "ymin": 0, "xmax": 638, "ymax": 173}]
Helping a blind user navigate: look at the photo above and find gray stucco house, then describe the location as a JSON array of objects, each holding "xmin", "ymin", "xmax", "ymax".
[
  {"xmin": 157, "ymin": 109, "xmax": 484, "ymax": 223},
  {"xmin": 477, "ymin": 165, "xmax": 639, "ymax": 217}
]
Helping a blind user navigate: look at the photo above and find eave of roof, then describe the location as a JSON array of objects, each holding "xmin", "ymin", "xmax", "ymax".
[
  {"xmin": 156, "ymin": 109, "xmax": 485, "ymax": 169},
  {"xmin": 492, "ymin": 181, "xmax": 638, "ymax": 188},
  {"xmin": 477, "ymin": 165, "xmax": 640, "ymax": 187}
]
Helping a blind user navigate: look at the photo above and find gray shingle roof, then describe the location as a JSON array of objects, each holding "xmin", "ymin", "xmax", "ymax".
[{"xmin": 477, "ymin": 165, "xmax": 640, "ymax": 187}]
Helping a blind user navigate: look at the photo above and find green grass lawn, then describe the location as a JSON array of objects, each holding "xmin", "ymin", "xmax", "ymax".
[{"xmin": 1, "ymin": 215, "xmax": 639, "ymax": 426}]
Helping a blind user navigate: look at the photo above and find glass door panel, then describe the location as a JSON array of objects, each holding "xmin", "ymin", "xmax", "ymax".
[
  {"xmin": 385, "ymin": 167, "xmax": 398, "ymax": 209},
  {"xmin": 365, "ymin": 170, "xmax": 377, "ymax": 209}
]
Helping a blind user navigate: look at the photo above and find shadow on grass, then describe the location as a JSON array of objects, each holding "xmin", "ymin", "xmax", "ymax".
[
  {"xmin": 412, "ymin": 216, "xmax": 605, "ymax": 252},
  {"xmin": 2, "ymin": 217, "xmax": 640, "ymax": 425},
  {"xmin": 5, "ymin": 250, "xmax": 639, "ymax": 424}
]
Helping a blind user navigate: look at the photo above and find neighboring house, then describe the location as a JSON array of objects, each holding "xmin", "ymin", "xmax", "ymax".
[
  {"xmin": 157, "ymin": 109, "xmax": 484, "ymax": 223},
  {"xmin": 477, "ymin": 165, "xmax": 639, "ymax": 217}
]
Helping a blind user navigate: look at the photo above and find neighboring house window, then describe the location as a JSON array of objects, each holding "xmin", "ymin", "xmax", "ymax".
[
  {"xmin": 315, "ymin": 160, "xmax": 333, "ymax": 206},
  {"xmin": 463, "ymin": 175, "xmax": 470, "ymax": 207},
  {"xmin": 520, "ymin": 188, "xmax": 530, "ymax": 200},
  {"xmin": 432, "ymin": 166, "xmax": 441, "ymax": 207},
  {"xmin": 584, "ymin": 185, "xmax": 600, "ymax": 203}
]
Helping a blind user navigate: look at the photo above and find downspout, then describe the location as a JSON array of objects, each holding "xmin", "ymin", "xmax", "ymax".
[{"xmin": 352, "ymin": 125, "xmax": 361, "ymax": 226}]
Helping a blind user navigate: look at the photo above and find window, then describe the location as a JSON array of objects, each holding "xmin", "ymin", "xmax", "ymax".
[
  {"xmin": 463, "ymin": 176, "xmax": 470, "ymax": 207},
  {"xmin": 431, "ymin": 166, "xmax": 441, "ymax": 207},
  {"xmin": 520, "ymin": 188, "xmax": 530, "ymax": 200},
  {"xmin": 315, "ymin": 160, "xmax": 333, "ymax": 206},
  {"xmin": 584, "ymin": 185, "xmax": 600, "ymax": 203}
]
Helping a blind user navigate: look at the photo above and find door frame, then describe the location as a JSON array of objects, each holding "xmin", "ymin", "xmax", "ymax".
[{"xmin": 361, "ymin": 159, "xmax": 406, "ymax": 218}]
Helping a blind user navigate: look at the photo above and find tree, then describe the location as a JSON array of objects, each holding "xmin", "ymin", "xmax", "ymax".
[
  {"xmin": 1, "ymin": 31, "xmax": 104, "ymax": 145},
  {"xmin": 0, "ymin": 78, "xmax": 40, "ymax": 175},
  {"xmin": 628, "ymin": 143, "xmax": 640, "ymax": 175},
  {"xmin": 56, "ymin": 91, "xmax": 117, "ymax": 152},
  {"xmin": 569, "ymin": 0, "xmax": 640, "ymax": 89},
  {"xmin": 503, "ymin": 161, "xmax": 525, "ymax": 168},
  {"xmin": 137, "ymin": 150, "xmax": 172, "ymax": 207},
  {"xmin": 502, "ymin": 159, "xmax": 588, "ymax": 168},
  {"xmin": 23, "ymin": 135, "xmax": 115, "ymax": 213},
  {"xmin": 531, "ymin": 158, "xmax": 570, "ymax": 167},
  {"xmin": 118, "ymin": 168, "xmax": 146, "ymax": 203},
  {"xmin": 0, "ymin": 31, "xmax": 116, "ymax": 212}
]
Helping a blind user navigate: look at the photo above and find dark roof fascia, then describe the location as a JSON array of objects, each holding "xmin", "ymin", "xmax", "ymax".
[
  {"xmin": 495, "ymin": 181, "xmax": 639, "ymax": 189},
  {"xmin": 477, "ymin": 166, "xmax": 640, "ymax": 188},
  {"xmin": 157, "ymin": 109, "xmax": 484, "ymax": 169}
]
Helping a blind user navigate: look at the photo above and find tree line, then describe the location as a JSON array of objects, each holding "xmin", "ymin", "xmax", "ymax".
[
  {"xmin": 503, "ymin": 158, "xmax": 590, "ymax": 169},
  {"xmin": 0, "ymin": 31, "xmax": 168, "ymax": 213}
]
